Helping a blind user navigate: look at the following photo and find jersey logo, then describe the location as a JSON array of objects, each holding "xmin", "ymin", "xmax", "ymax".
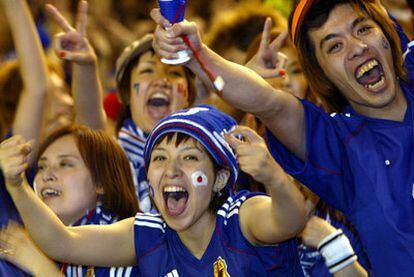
[{"xmin": 213, "ymin": 256, "xmax": 230, "ymax": 277}]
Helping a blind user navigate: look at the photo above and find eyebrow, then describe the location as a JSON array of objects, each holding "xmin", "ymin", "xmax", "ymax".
[
  {"xmin": 140, "ymin": 61, "xmax": 156, "ymax": 65},
  {"xmin": 181, "ymin": 146, "xmax": 203, "ymax": 152},
  {"xmin": 39, "ymin": 154, "xmax": 79, "ymax": 161},
  {"xmin": 319, "ymin": 16, "xmax": 367, "ymax": 50},
  {"xmin": 153, "ymin": 145, "xmax": 203, "ymax": 153}
]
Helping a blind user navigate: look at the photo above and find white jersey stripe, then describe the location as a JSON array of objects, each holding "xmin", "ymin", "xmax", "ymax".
[
  {"xmin": 135, "ymin": 221, "xmax": 165, "ymax": 232},
  {"xmin": 110, "ymin": 267, "xmax": 116, "ymax": 277},
  {"xmin": 116, "ymin": 267, "xmax": 124, "ymax": 277},
  {"xmin": 125, "ymin": 267, "xmax": 133, "ymax": 277}
]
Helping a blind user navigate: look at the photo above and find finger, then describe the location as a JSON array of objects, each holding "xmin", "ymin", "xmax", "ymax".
[
  {"xmin": 153, "ymin": 45, "xmax": 180, "ymax": 60},
  {"xmin": 20, "ymin": 142, "xmax": 32, "ymax": 157},
  {"xmin": 150, "ymin": 8, "xmax": 172, "ymax": 29},
  {"xmin": 274, "ymin": 52, "xmax": 288, "ymax": 71},
  {"xmin": 45, "ymin": 4, "xmax": 73, "ymax": 32},
  {"xmin": 224, "ymin": 134, "xmax": 243, "ymax": 151},
  {"xmin": 258, "ymin": 17, "xmax": 272, "ymax": 55},
  {"xmin": 171, "ymin": 21, "xmax": 198, "ymax": 38},
  {"xmin": 76, "ymin": 0, "xmax": 88, "ymax": 37},
  {"xmin": 254, "ymin": 68, "xmax": 284, "ymax": 79},
  {"xmin": 230, "ymin": 126, "xmax": 264, "ymax": 143},
  {"xmin": 0, "ymin": 136, "xmax": 25, "ymax": 148},
  {"xmin": 269, "ymin": 30, "xmax": 289, "ymax": 52}
]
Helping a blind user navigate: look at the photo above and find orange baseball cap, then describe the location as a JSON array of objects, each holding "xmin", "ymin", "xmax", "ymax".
[{"xmin": 291, "ymin": 0, "xmax": 316, "ymax": 46}]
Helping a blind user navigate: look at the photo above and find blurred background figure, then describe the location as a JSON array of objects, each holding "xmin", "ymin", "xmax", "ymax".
[{"xmin": 381, "ymin": 0, "xmax": 414, "ymax": 39}]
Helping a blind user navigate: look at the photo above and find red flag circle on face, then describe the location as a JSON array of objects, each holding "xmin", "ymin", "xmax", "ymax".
[{"xmin": 191, "ymin": 171, "xmax": 208, "ymax": 187}]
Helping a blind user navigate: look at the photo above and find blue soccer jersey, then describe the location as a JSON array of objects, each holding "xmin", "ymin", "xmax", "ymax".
[
  {"xmin": 0, "ymin": 173, "xmax": 27, "ymax": 276},
  {"xmin": 266, "ymin": 84, "xmax": 414, "ymax": 276},
  {"xmin": 133, "ymin": 190, "xmax": 304, "ymax": 277}
]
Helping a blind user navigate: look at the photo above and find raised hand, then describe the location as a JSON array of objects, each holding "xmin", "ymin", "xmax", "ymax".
[
  {"xmin": 225, "ymin": 126, "xmax": 281, "ymax": 185},
  {"xmin": 150, "ymin": 8, "xmax": 198, "ymax": 61},
  {"xmin": 0, "ymin": 136, "xmax": 32, "ymax": 187},
  {"xmin": 245, "ymin": 18, "xmax": 289, "ymax": 79},
  {"xmin": 0, "ymin": 221, "xmax": 61, "ymax": 276},
  {"xmin": 46, "ymin": 0, "xmax": 96, "ymax": 65}
]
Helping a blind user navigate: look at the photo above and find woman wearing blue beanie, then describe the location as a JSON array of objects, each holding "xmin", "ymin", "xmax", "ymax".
[{"xmin": 0, "ymin": 105, "xmax": 306, "ymax": 276}]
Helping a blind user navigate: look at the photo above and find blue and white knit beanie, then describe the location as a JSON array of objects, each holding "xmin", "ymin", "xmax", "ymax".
[{"xmin": 144, "ymin": 105, "xmax": 239, "ymax": 194}]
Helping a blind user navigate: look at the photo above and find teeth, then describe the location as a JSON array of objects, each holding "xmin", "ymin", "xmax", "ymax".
[
  {"xmin": 366, "ymin": 76, "xmax": 385, "ymax": 90},
  {"xmin": 41, "ymin": 188, "xmax": 61, "ymax": 197},
  {"xmin": 163, "ymin": 186, "xmax": 187, "ymax": 193},
  {"xmin": 150, "ymin": 92, "xmax": 168, "ymax": 101},
  {"xmin": 357, "ymin": 60, "xmax": 379, "ymax": 79}
]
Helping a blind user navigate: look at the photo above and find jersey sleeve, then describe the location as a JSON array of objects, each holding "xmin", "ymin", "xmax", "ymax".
[
  {"xmin": 133, "ymin": 213, "xmax": 167, "ymax": 263},
  {"xmin": 265, "ymin": 100, "xmax": 354, "ymax": 212}
]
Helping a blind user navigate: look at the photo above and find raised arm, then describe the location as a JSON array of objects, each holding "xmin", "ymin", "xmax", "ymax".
[
  {"xmin": 0, "ymin": 136, "xmax": 135, "ymax": 267},
  {"xmin": 46, "ymin": 1, "xmax": 106, "ymax": 130},
  {"xmin": 2, "ymin": 0, "xmax": 48, "ymax": 157},
  {"xmin": 151, "ymin": 9, "xmax": 306, "ymax": 160},
  {"xmin": 225, "ymin": 126, "xmax": 306, "ymax": 244}
]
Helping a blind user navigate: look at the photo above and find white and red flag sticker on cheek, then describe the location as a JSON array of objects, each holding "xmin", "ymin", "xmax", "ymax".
[{"xmin": 191, "ymin": 171, "xmax": 208, "ymax": 187}]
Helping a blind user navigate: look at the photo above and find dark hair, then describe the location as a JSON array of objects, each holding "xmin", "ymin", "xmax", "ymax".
[
  {"xmin": 150, "ymin": 132, "xmax": 229, "ymax": 213},
  {"xmin": 206, "ymin": 2, "xmax": 287, "ymax": 56},
  {"xmin": 0, "ymin": 59, "xmax": 67, "ymax": 140},
  {"xmin": 288, "ymin": 0, "xmax": 407, "ymax": 112},
  {"xmin": 37, "ymin": 125, "xmax": 139, "ymax": 219},
  {"xmin": 115, "ymin": 50, "xmax": 196, "ymax": 134}
]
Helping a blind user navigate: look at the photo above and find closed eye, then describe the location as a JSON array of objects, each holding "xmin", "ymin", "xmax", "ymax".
[{"xmin": 139, "ymin": 68, "xmax": 154, "ymax": 74}]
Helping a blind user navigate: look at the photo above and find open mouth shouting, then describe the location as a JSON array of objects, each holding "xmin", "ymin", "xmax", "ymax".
[
  {"xmin": 163, "ymin": 185, "xmax": 189, "ymax": 216},
  {"xmin": 40, "ymin": 187, "xmax": 62, "ymax": 200},
  {"xmin": 355, "ymin": 59, "xmax": 385, "ymax": 92},
  {"xmin": 147, "ymin": 91, "xmax": 171, "ymax": 121}
]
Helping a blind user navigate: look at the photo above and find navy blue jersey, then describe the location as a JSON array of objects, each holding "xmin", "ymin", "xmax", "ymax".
[
  {"xmin": 134, "ymin": 190, "xmax": 304, "ymax": 276},
  {"xmin": 0, "ymin": 172, "xmax": 28, "ymax": 276},
  {"xmin": 266, "ymin": 83, "xmax": 414, "ymax": 276}
]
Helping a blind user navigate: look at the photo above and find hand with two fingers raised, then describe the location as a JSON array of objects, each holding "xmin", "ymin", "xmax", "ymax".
[
  {"xmin": 46, "ymin": 0, "xmax": 96, "ymax": 65},
  {"xmin": 245, "ymin": 18, "xmax": 289, "ymax": 79}
]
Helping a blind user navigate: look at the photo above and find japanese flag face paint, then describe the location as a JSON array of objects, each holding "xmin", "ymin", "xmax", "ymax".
[{"xmin": 191, "ymin": 171, "xmax": 208, "ymax": 187}]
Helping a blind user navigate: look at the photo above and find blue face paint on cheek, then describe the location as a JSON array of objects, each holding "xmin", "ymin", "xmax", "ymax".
[
  {"xmin": 382, "ymin": 37, "xmax": 390, "ymax": 50},
  {"xmin": 133, "ymin": 83, "xmax": 140, "ymax": 94}
]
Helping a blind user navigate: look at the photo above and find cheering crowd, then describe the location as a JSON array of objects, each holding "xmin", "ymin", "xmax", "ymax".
[{"xmin": 0, "ymin": 0, "xmax": 414, "ymax": 276}]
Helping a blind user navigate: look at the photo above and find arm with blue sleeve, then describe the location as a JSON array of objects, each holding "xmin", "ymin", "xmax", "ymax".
[{"xmin": 266, "ymin": 99, "xmax": 355, "ymax": 213}]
